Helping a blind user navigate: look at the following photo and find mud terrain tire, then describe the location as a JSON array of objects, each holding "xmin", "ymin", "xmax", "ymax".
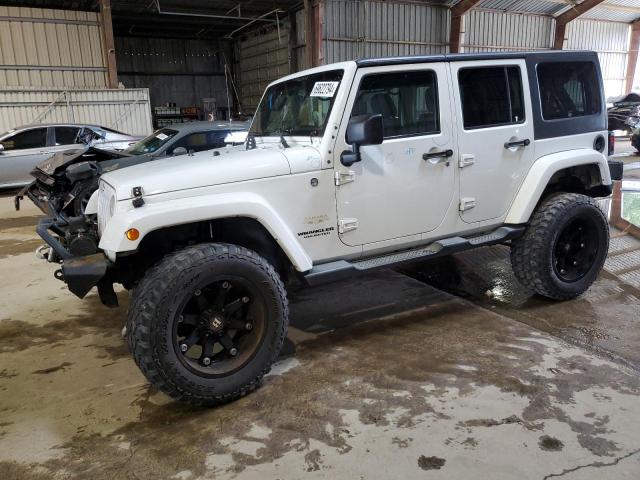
[
  {"xmin": 126, "ymin": 243, "xmax": 288, "ymax": 407},
  {"xmin": 510, "ymin": 192, "xmax": 609, "ymax": 300}
]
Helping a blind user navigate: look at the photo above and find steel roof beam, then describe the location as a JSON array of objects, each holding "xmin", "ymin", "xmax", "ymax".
[
  {"xmin": 449, "ymin": 0, "xmax": 484, "ymax": 53},
  {"xmin": 553, "ymin": 0, "xmax": 608, "ymax": 49}
]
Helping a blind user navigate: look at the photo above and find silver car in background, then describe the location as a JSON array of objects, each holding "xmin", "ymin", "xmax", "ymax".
[{"xmin": 0, "ymin": 124, "xmax": 141, "ymax": 188}]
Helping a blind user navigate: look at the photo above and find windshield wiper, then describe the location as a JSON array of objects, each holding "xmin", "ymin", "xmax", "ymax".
[{"xmin": 279, "ymin": 131, "xmax": 290, "ymax": 149}]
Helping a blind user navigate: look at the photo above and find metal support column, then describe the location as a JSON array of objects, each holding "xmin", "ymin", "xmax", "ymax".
[
  {"xmin": 449, "ymin": 0, "xmax": 483, "ymax": 53},
  {"xmin": 625, "ymin": 21, "xmax": 640, "ymax": 93},
  {"xmin": 99, "ymin": 0, "xmax": 118, "ymax": 88}
]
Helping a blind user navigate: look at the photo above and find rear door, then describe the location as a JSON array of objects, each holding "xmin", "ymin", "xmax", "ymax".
[
  {"xmin": 0, "ymin": 127, "xmax": 50, "ymax": 186},
  {"xmin": 450, "ymin": 60, "xmax": 535, "ymax": 223}
]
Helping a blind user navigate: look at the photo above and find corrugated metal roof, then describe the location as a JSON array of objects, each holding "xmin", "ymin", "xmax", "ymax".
[
  {"xmin": 477, "ymin": 0, "xmax": 566, "ymax": 16},
  {"xmin": 581, "ymin": 7, "xmax": 640, "ymax": 23},
  {"xmin": 466, "ymin": 0, "xmax": 640, "ymax": 23},
  {"xmin": 604, "ymin": 0, "xmax": 640, "ymax": 7}
]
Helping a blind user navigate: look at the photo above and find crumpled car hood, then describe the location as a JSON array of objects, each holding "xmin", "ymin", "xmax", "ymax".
[
  {"xmin": 35, "ymin": 146, "xmax": 128, "ymax": 176},
  {"xmin": 101, "ymin": 145, "xmax": 291, "ymax": 200}
]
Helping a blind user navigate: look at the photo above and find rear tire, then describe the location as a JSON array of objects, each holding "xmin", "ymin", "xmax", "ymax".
[
  {"xmin": 126, "ymin": 243, "xmax": 288, "ymax": 407},
  {"xmin": 510, "ymin": 192, "xmax": 609, "ymax": 300}
]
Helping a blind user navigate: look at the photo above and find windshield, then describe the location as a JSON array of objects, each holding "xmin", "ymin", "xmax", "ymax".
[
  {"xmin": 125, "ymin": 128, "xmax": 179, "ymax": 154},
  {"xmin": 250, "ymin": 69, "xmax": 344, "ymax": 138}
]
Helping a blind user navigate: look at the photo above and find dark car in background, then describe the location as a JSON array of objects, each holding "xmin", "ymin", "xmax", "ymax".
[
  {"xmin": 607, "ymin": 92, "xmax": 640, "ymax": 133},
  {"xmin": 16, "ymin": 120, "xmax": 250, "ymax": 217}
]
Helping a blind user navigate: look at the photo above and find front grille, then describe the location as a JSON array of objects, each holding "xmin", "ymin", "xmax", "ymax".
[{"xmin": 97, "ymin": 181, "xmax": 116, "ymax": 236}]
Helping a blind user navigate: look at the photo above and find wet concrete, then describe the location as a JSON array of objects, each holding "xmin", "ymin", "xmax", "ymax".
[{"xmin": 1, "ymin": 150, "xmax": 640, "ymax": 479}]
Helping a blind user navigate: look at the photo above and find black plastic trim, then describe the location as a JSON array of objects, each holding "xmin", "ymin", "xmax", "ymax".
[
  {"xmin": 608, "ymin": 160, "xmax": 623, "ymax": 181},
  {"xmin": 61, "ymin": 254, "xmax": 108, "ymax": 299}
]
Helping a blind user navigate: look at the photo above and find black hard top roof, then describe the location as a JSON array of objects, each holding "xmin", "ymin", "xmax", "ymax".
[{"xmin": 355, "ymin": 50, "xmax": 598, "ymax": 67}]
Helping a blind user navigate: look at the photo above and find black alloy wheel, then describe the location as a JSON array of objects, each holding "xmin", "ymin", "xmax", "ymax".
[
  {"xmin": 174, "ymin": 277, "xmax": 266, "ymax": 377},
  {"xmin": 552, "ymin": 216, "xmax": 600, "ymax": 283}
]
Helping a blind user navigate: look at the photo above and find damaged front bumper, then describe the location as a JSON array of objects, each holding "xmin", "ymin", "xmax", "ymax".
[
  {"xmin": 36, "ymin": 217, "xmax": 117, "ymax": 306},
  {"xmin": 15, "ymin": 181, "xmax": 52, "ymax": 215}
]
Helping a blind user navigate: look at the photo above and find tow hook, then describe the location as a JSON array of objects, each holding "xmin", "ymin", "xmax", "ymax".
[
  {"xmin": 35, "ymin": 244, "xmax": 50, "ymax": 260},
  {"xmin": 35, "ymin": 244, "xmax": 59, "ymax": 263}
]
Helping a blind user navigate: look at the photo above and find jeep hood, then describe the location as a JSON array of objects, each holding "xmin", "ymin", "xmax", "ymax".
[{"xmin": 101, "ymin": 146, "xmax": 292, "ymax": 200}]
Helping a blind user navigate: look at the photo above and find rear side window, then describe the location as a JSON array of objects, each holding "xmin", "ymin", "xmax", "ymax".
[
  {"xmin": 54, "ymin": 127, "xmax": 81, "ymax": 145},
  {"xmin": 351, "ymin": 70, "xmax": 440, "ymax": 138},
  {"xmin": 537, "ymin": 61, "xmax": 600, "ymax": 120},
  {"xmin": 458, "ymin": 66, "xmax": 525, "ymax": 129},
  {"xmin": 1, "ymin": 128, "xmax": 47, "ymax": 150}
]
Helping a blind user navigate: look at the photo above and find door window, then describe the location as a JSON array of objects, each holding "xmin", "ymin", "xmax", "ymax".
[
  {"xmin": 0, "ymin": 128, "xmax": 48, "ymax": 150},
  {"xmin": 537, "ymin": 61, "xmax": 600, "ymax": 120},
  {"xmin": 458, "ymin": 66, "xmax": 525, "ymax": 129},
  {"xmin": 54, "ymin": 126, "xmax": 81, "ymax": 145},
  {"xmin": 351, "ymin": 70, "xmax": 440, "ymax": 138}
]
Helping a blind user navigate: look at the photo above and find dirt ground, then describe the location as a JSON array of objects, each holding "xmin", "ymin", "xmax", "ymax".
[{"xmin": 0, "ymin": 142, "xmax": 639, "ymax": 479}]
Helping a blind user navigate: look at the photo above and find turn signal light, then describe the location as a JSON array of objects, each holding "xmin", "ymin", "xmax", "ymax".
[{"xmin": 125, "ymin": 228, "xmax": 140, "ymax": 241}]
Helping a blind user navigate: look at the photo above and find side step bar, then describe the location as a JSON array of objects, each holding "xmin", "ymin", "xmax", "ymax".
[{"xmin": 303, "ymin": 225, "xmax": 524, "ymax": 286}]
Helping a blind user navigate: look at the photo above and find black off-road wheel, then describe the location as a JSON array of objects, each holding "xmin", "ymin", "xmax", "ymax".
[
  {"xmin": 510, "ymin": 192, "xmax": 609, "ymax": 300},
  {"xmin": 126, "ymin": 243, "xmax": 288, "ymax": 407},
  {"xmin": 71, "ymin": 181, "xmax": 98, "ymax": 217}
]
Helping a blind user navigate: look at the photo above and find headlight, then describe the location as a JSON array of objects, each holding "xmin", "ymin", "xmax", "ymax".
[{"xmin": 97, "ymin": 181, "xmax": 116, "ymax": 236}]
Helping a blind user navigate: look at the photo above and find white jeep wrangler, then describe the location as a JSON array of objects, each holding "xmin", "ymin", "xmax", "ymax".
[{"xmin": 37, "ymin": 51, "xmax": 623, "ymax": 406}]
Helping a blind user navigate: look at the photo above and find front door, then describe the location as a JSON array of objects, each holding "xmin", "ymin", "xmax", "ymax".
[
  {"xmin": 450, "ymin": 60, "xmax": 535, "ymax": 223},
  {"xmin": 334, "ymin": 64, "xmax": 455, "ymax": 247}
]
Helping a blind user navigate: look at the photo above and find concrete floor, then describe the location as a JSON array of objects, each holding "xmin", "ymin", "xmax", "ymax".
[{"xmin": 0, "ymin": 142, "xmax": 639, "ymax": 479}]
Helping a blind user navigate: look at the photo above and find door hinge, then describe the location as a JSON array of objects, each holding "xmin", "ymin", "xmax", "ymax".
[
  {"xmin": 335, "ymin": 170, "xmax": 356, "ymax": 186},
  {"xmin": 459, "ymin": 198, "xmax": 476, "ymax": 211},
  {"xmin": 459, "ymin": 154, "xmax": 475, "ymax": 168},
  {"xmin": 338, "ymin": 218, "xmax": 358, "ymax": 233}
]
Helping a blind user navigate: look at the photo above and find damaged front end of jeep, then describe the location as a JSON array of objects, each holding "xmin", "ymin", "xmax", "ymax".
[{"xmin": 34, "ymin": 210, "xmax": 121, "ymax": 307}]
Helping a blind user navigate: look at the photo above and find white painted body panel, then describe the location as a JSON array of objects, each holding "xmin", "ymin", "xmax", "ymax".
[
  {"xmin": 333, "ymin": 62, "xmax": 457, "ymax": 247},
  {"xmin": 101, "ymin": 146, "xmax": 291, "ymax": 200},
  {"xmin": 449, "ymin": 59, "xmax": 536, "ymax": 224},
  {"xmin": 505, "ymin": 147, "xmax": 610, "ymax": 224},
  {"xmin": 98, "ymin": 169, "xmax": 361, "ymax": 270}
]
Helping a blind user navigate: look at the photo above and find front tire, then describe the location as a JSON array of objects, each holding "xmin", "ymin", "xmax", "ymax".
[
  {"xmin": 126, "ymin": 243, "xmax": 288, "ymax": 406},
  {"xmin": 510, "ymin": 193, "xmax": 609, "ymax": 300}
]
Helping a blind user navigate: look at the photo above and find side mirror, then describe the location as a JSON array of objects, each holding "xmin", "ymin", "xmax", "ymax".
[
  {"xmin": 0, "ymin": 143, "xmax": 4, "ymax": 153},
  {"xmin": 341, "ymin": 114, "xmax": 384, "ymax": 167},
  {"xmin": 172, "ymin": 147, "xmax": 188, "ymax": 156}
]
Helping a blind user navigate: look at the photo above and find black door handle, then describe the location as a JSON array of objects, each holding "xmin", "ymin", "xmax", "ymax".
[
  {"xmin": 504, "ymin": 139, "xmax": 530, "ymax": 149},
  {"xmin": 422, "ymin": 149, "xmax": 453, "ymax": 160}
]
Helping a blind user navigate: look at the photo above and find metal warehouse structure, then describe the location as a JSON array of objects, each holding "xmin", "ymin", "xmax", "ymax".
[
  {"xmin": 0, "ymin": 0, "xmax": 638, "ymax": 122},
  {"xmin": 235, "ymin": 0, "xmax": 640, "ymax": 110}
]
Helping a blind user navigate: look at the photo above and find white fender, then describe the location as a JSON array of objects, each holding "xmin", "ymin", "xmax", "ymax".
[
  {"xmin": 84, "ymin": 190, "xmax": 99, "ymax": 215},
  {"xmin": 505, "ymin": 149, "xmax": 611, "ymax": 224},
  {"xmin": 98, "ymin": 192, "xmax": 313, "ymax": 272}
]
